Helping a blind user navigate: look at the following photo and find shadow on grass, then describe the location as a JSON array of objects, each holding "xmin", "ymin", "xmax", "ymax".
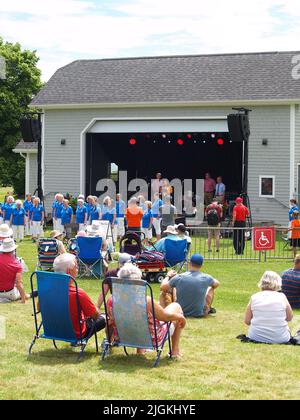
[
  {"xmin": 26, "ymin": 346, "xmax": 98, "ymax": 365},
  {"xmin": 99, "ymin": 351, "xmax": 174, "ymax": 373}
]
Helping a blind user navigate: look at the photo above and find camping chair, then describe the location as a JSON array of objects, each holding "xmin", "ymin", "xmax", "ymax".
[
  {"xmin": 28, "ymin": 271, "xmax": 99, "ymax": 359},
  {"xmin": 101, "ymin": 278, "xmax": 172, "ymax": 368},
  {"xmin": 37, "ymin": 238, "xmax": 59, "ymax": 271},
  {"xmin": 77, "ymin": 236, "xmax": 103, "ymax": 279},
  {"xmin": 164, "ymin": 238, "xmax": 188, "ymax": 271}
]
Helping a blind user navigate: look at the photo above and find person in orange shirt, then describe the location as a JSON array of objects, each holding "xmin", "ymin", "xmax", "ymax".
[
  {"xmin": 290, "ymin": 211, "xmax": 300, "ymax": 258},
  {"xmin": 125, "ymin": 197, "xmax": 144, "ymax": 233}
]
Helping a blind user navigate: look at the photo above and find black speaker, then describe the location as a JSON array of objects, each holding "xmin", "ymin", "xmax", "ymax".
[
  {"xmin": 20, "ymin": 118, "xmax": 41, "ymax": 143},
  {"xmin": 227, "ymin": 114, "xmax": 250, "ymax": 142}
]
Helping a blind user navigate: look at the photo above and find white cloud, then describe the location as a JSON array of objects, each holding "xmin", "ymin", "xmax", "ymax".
[{"xmin": 0, "ymin": 0, "xmax": 299, "ymax": 81}]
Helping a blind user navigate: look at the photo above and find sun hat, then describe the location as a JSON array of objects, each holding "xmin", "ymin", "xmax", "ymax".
[
  {"xmin": 163, "ymin": 225, "xmax": 178, "ymax": 235},
  {"xmin": 235, "ymin": 197, "xmax": 243, "ymax": 204},
  {"xmin": 0, "ymin": 224, "xmax": 13, "ymax": 238},
  {"xmin": 0, "ymin": 238, "xmax": 18, "ymax": 253},
  {"xmin": 78, "ymin": 194, "xmax": 85, "ymax": 200},
  {"xmin": 190, "ymin": 254, "xmax": 204, "ymax": 267},
  {"xmin": 50, "ymin": 230, "xmax": 64, "ymax": 239}
]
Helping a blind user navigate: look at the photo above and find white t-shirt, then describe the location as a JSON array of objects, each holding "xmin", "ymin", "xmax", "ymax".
[{"xmin": 248, "ymin": 291, "xmax": 291, "ymax": 344}]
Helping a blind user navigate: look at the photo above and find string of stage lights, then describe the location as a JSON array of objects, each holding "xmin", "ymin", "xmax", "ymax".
[{"xmin": 128, "ymin": 133, "xmax": 233, "ymax": 146}]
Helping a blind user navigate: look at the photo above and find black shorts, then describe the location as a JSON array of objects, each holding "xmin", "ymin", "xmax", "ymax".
[
  {"xmin": 291, "ymin": 238, "xmax": 300, "ymax": 248},
  {"xmin": 84, "ymin": 316, "xmax": 106, "ymax": 338}
]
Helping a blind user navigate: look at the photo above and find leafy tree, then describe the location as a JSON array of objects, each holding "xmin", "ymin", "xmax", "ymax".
[{"xmin": 0, "ymin": 38, "xmax": 43, "ymax": 196}]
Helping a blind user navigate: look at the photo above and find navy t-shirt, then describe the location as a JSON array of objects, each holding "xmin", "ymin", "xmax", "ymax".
[{"xmin": 169, "ymin": 271, "xmax": 215, "ymax": 317}]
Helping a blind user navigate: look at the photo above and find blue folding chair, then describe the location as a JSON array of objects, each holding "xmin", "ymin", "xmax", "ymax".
[
  {"xmin": 29, "ymin": 271, "xmax": 99, "ymax": 359},
  {"xmin": 77, "ymin": 236, "xmax": 103, "ymax": 279},
  {"xmin": 164, "ymin": 238, "xmax": 188, "ymax": 271},
  {"xmin": 101, "ymin": 278, "xmax": 172, "ymax": 368}
]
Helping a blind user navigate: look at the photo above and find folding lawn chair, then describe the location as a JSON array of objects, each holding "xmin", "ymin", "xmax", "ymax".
[
  {"xmin": 77, "ymin": 236, "xmax": 103, "ymax": 279},
  {"xmin": 164, "ymin": 238, "xmax": 188, "ymax": 271},
  {"xmin": 28, "ymin": 271, "xmax": 99, "ymax": 359},
  {"xmin": 101, "ymin": 277, "xmax": 172, "ymax": 368},
  {"xmin": 36, "ymin": 238, "xmax": 59, "ymax": 271}
]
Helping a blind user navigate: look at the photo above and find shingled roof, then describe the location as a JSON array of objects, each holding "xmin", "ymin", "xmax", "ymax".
[
  {"xmin": 31, "ymin": 51, "xmax": 300, "ymax": 107},
  {"xmin": 13, "ymin": 141, "xmax": 37, "ymax": 152}
]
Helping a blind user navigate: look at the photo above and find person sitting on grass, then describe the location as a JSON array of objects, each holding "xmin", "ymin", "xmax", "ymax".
[
  {"xmin": 289, "ymin": 211, "xmax": 300, "ymax": 258},
  {"xmin": 107, "ymin": 263, "xmax": 186, "ymax": 358},
  {"xmin": 244, "ymin": 271, "xmax": 293, "ymax": 344},
  {"xmin": 96, "ymin": 252, "xmax": 132, "ymax": 309},
  {"xmin": 281, "ymin": 255, "xmax": 300, "ymax": 310},
  {"xmin": 160, "ymin": 254, "xmax": 220, "ymax": 317},
  {"xmin": 0, "ymin": 238, "xmax": 28, "ymax": 304},
  {"xmin": 50, "ymin": 230, "xmax": 66, "ymax": 255},
  {"xmin": 53, "ymin": 253, "xmax": 106, "ymax": 340}
]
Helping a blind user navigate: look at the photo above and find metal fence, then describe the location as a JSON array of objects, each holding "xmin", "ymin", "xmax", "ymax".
[{"xmin": 188, "ymin": 226, "xmax": 294, "ymax": 262}]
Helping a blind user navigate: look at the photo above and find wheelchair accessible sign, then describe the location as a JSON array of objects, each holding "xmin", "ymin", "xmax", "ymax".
[{"xmin": 253, "ymin": 227, "xmax": 275, "ymax": 251}]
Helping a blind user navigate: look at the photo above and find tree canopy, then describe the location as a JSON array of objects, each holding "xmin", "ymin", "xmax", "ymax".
[{"xmin": 0, "ymin": 38, "xmax": 43, "ymax": 195}]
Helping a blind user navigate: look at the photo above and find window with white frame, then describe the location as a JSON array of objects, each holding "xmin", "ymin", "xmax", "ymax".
[{"xmin": 259, "ymin": 176, "xmax": 275, "ymax": 198}]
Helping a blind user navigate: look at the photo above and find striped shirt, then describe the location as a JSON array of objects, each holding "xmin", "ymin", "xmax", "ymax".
[{"xmin": 281, "ymin": 268, "xmax": 300, "ymax": 309}]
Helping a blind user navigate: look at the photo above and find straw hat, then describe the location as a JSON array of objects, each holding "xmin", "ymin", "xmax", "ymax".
[
  {"xmin": 0, "ymin": 238, "xmax": 18, "ymax": 253},
  {"xmin": 50, "ymin": 230, "xmax": 64, "ymax": 239},
  {"xmin": 0, "ymin": 224, "xmax": 13, "ymax": 238},
  {"xmin": 87, "ymin": 222, "xmax": 102, "ymax": 236},
  {"xmin": 163, "ymin": 226, "xmax": 178, "ymax": 235}
]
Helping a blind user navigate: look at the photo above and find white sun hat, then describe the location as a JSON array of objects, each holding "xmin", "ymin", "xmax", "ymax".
[
  {"xmin": 0, "ymin": 238, "xmax": 18, "ymax": 253},
  {"xmin": 0, "ymin": 224, "xmax": 13, "ymax": 238}
]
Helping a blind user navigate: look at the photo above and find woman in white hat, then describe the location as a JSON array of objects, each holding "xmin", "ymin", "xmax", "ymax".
[
  {"xmin": 50, "ymin": 230, "xmax": 66, "ymax": 255},
  {"xmin": 10, "ymin": 200, "xmax": 26, "ymax": 242},
  {"xmin": 0, "ymin": 224, "xmax": 13, "ymax": 244},
  {"xmin": 0, "ymin": 238, "xmax": 28, "ymax": 303}
]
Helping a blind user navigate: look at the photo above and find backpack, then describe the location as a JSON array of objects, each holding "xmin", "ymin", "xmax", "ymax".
[{"xmin": 207, "ymin": 208, "xmax": 220, "ymax": 226}]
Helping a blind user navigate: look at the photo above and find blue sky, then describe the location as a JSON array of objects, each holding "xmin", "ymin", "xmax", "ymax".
[{"xmin": 0, "ymin": 0, "xmax": 299, "ymax": 81}]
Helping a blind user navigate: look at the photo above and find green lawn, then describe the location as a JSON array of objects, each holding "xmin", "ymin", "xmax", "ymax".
[{"xmin": 1, "ymin": 236, "xmax": 300, "ymax": 400}]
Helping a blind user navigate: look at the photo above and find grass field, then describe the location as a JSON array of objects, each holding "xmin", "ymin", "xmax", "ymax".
[
  {"xmin": 1, "ymin": 234, "xmax": 300, "ymax": 400},
  {"xmin": 1, "ymin": 186, "xmax": 300, "ymax": 400}
]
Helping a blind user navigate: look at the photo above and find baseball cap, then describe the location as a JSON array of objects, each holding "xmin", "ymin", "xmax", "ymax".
[
  {"xmin": 190, "ymin": 254, "xmax": 204, "ymax": 267},
  {"xmin": 235, "ymin": 197, "xmax": 243, "ymax": 204}
]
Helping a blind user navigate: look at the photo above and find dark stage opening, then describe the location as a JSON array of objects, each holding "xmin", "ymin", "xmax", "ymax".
[{"xmin": 86, "ymin": 132, "xmax": 243, "ymax": 199}]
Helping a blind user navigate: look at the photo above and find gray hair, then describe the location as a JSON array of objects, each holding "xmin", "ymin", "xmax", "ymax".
[
  {"xmin": 117, "ymin": 263, "xmax": 142, "ymax": 280},
  {"xmin": 54, "ymin": 253, "xmax": 77, "ymax": 274},
  {"xmin": 258, "ymin": 271, "xmax": 282, "ymax": 291}
]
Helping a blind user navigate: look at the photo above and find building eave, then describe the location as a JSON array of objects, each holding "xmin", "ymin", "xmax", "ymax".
[{"xmin": 29, "ymin": 98, "xmax": 300, "ymax": 110}]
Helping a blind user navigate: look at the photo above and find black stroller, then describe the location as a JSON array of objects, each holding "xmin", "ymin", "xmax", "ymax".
[{"xmin": 119, "ymin": 231, "xmax": 145, "ymax": 256}]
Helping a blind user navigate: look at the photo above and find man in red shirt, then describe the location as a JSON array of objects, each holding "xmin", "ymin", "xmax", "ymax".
[
  {"xmin": 125, "ymin": 197, "xmax": 144, "ymax": 232},
  {"xmin": 53, "ymin": 253, "xmax": 106, "ymax": 339},
  {"xmin": 0, "ymin": 238, "xmax": 28, "ymax": 303},
  {"xmin": 232, "ymin": 197, "xmax": 250, "ymax": 255}
]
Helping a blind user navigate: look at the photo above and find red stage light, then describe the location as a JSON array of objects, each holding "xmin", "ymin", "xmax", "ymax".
[
  {"xmin": 187, "ymin": 134, "xmax": 192, "ymax": 139},
  {"xmin": 177, "ymin": 139, "xmax": 184, "ymax": 145},
  {"xmin": 129, "ymin": 138, "xmax": 136, "ymax": 145},
  {"xmin": 217, "ymin": 138, "xmax": 224, "ymax": 145}
]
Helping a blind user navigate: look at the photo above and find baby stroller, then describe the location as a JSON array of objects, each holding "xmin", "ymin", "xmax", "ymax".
[
  {"xmin": 119, "ymin": 231, "xmax": 145, "ymax": 256},
  {"xmin": 37, "ymin": 238, "xmax": 59, "ymax": 271}
]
